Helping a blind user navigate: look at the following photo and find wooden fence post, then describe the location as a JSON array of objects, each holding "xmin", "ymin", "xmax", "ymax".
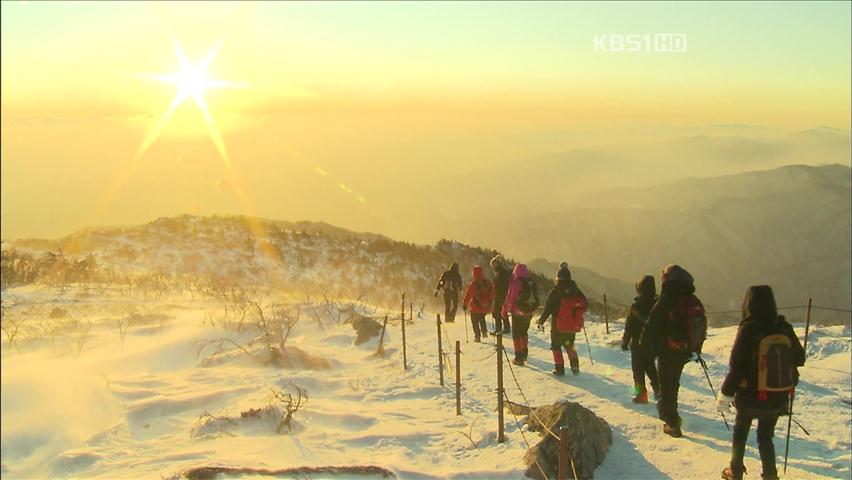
[
  {"xmin": 437, "ymin": 314, "xmax": 444, "ymax": 386},
  {"xmin": 558, "ymin": 426, "xmax": 569, "ymax": 480},
  {"xmin": 401, "ymin": 293, "xmax": 407, "ymax": 370},
  {"xmin": 603, "ymin": 293, "xmax": 609, "ymax": 334},
  {"xmin": 376, "ymin": 315, "xmax": 388, "ymax": 355},
  {"xmin": 455, "ymin": 340, "xmax": 461, "ymax": 415},
  {"xmin": 497, "ymin": 333, "xmax": 505, "ymax": 443}
]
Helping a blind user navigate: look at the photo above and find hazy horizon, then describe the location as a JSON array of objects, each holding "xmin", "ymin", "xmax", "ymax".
[{"xmin": 3, "ymin": 1, "xmax": 851, "ymax": 241}]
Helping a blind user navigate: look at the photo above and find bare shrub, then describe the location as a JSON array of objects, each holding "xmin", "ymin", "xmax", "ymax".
[
  {"xmin": 457, "ymin": 415, "xmax": 482, "ymax": 450},
  {"xmin": 267, "ymin": 383, "xmax": 308, "ymax": 433},
  {"xmin": 76, "ymin": 319, "xmax": 92, "ymax": 355},
  {"xmin": 1, "ymin": 312, "xmax": 20, "ymax": 352},
  {"xmin": 190, "ymin": 411, "xmax": 237, "ymax": 439}
]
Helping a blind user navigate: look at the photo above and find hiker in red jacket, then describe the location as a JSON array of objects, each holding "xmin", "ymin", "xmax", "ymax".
[
  {"xmin": 502, "ymin": 263, "xmax": 539, "ymax": 365},
  {"xmin": 462, "ymin": 265, "xmax": 494, "ymax": 342}
]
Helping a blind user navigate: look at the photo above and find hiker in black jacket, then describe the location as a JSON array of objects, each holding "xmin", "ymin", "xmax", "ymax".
[
  {"xmin": 718, "ymin": 286, "xmax": 805, "ymax": 480},
  {"xmin": 537, "ymin": 267, "xmax": 587, "ymax": 376},
  {"xmin": 640, "ymin": 264, "xmax": 701, "ymax": 438},
  {"xmin": 435, "ymin": 262, "xmax": 463, "ymax": 323},
  {"xmin": 621, "ymin": 275, "xmax": 660, "ymax": 404},
  {"xmin": 490, "ymin": 255, "xmax": 512, "ymax": 334}
]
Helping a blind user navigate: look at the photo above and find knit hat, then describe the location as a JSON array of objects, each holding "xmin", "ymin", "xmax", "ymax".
[
  {"xmin": 559, "ymin": 261, "xmax": 568, "ymax": 270},
  {"xmin": 661, "ymin": 264, "xmax": 693, "ymax": 286},
  {"xmin": 490, "ymin": 255, "xmax": 504, "ymax": 268},
  {"xmin": 557, "ymin": 267, "xmax": 571, "ymax": 281},
  {"xmin": 635, "ymin": 275, "xmax": 656, "ymax": 297}
]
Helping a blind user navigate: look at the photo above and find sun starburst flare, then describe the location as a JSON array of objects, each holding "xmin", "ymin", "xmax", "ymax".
[{"xmin": 136, "ymin": 37, "xmax": 239, "ymax": 165}]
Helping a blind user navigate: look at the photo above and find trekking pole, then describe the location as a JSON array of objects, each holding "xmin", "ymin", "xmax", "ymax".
[
  {"xmin": 698, "ymin": 356, "xmax": 730, "ymax": 431},
  {"xmin": 581, "ymin": 324, "xmax": 594, "ymax": 365},
  {"xmin": 464, "ymin": 308, "xmax": 470, "ymax": 343},
  {"xmin": 784, "ymin": 297, "xmax": 812, "ymax": 473}
]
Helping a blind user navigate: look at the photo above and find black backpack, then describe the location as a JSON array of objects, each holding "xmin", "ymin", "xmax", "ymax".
[
  {"xmin": 516, "ymin": 278, "xmax": 540, "ymax": 315},
  {"xmin": 665, "ymin": 294, "xmax": 707, "ymax": 355},
  {"xmin": 738, "ymin": 319, "xmax": 799, "ymax": 417}
]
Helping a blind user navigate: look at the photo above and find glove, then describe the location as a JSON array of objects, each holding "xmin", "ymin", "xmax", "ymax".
[
  {"xmin": 716, "ymin": 394, "xmax": 735, "ymax": 414},
  {"xmin": 620, "ymin": 341, "xmax": 628, "ymax": 352},
  {"xmin": 462, "ymin": 304, "xmax": 468, "ymax": 312}
]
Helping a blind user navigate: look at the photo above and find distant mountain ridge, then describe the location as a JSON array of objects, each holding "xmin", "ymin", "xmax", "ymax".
[
  {"xmin": 467, "ymin": 164, "xmax": 851, "ymax": 319},
  {"xmin": 575, "ymin": 163, "xmax": 851, "ymax": 211}
]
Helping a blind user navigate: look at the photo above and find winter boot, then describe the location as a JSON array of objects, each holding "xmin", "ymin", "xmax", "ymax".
[
  {"xmin": 552, "ymin": 349, "xmax": 565, "ymax": 376},
  {"xmin": 512, "ymin": 338, "xmax": 525, "ymax": 366},
  {"xmin": 761, "ymin": 473, "xmax": 778, "ymax": 480},
  {"xmin": 567, "ymin": 348, "xmax": 580, "ymax": 375},
  {"xmin": 721, "ymin": 463, "xmax": 746, "ymax": 480},
  {"xmin": 632, "ymin": 389, "xmax": 649, "ymax": 404},
  {"xmin": 474, "ymin": 336, "xmax": 481, "ymax": 343},
  {"xmin": 521, "ymin": 336, "xmax": 529, "ymax": 362},
  {"xmin": 663, "ymin": 421, "xmax": 683, "ymax": 438}
]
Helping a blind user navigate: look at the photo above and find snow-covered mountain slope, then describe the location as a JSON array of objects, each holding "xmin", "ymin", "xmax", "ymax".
[
  {"xmin": 1, "ymin": 286, "xmax": 849, "ymax": 479},
  {"xmin": 4, "ymin": 214, "xmax": 630, "ymax": 310}
]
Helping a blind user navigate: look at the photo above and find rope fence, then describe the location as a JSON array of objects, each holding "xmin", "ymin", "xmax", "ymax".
[{"xmin": 587, "ymin": 297, "xmax": 851, "ymax": 320}]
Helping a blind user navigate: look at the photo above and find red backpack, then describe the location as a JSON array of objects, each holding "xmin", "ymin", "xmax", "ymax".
[
  {"xmin": 472, "ymin": 279, "xmax": 494, "ymax": 311},
  {"xmin": 666, "ymin": 294, "xmax": 707, "ymax": 354},
  {"xmin": 556, "ymin": 293, "xmax": 587, "ymax": 333}
]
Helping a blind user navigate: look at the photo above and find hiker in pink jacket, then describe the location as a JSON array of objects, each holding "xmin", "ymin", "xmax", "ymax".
[{"xmin": 501, "ymin": 263, "xmax": 539, "ymax": 365}]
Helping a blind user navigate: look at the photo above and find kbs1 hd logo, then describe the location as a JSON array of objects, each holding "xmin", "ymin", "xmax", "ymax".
[{"xmin": 594, "ymin": 33, "xmax": 688, "ymax": 53}]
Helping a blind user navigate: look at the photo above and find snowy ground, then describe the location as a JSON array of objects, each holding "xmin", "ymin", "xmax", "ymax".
[{"xmin": 1, "ymin": 286, "xmax": 850, "ymax": 479}]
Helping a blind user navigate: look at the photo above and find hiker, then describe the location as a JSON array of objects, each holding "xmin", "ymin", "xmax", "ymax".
[
  {"xmin": 536, "ymin": 266, "xmax": 587, "ymax": 376},
  {"xmin": 502, "ymin": 263, "xmax": 539, "ymax": 366},
  {"xmin": 490, "ymin": 255, "xmax": 512, "ymax": 335},
  {"xmin": 640, "ymin": 264, "xmax": 706, "ymax": 438},
  {"xmin": 435, "ymin": 262, "xmax": 463, "ymax": 323},
  {"xmin": 718, "ymin": 286, "xmax": 805, "ymax": 480},
  {"xmin": 462, "ymin": 265, "xmax": 494, "ymax": 342},
  {"xmin": 557, "ymin": 260, "xmax": 570, "ymax": 279},
  {"xmin": 621, "ymin": 275, "xmax": 661, "ymax": 403}
]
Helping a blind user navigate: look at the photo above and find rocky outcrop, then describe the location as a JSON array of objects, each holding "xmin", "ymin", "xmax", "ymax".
[
  {"xmin": 351, "ymin": 315, "xmax": 383, "ymax": 345},
  {"xmin": 523, "ymin": 401, "xmax": 612, "ymax": 480}
]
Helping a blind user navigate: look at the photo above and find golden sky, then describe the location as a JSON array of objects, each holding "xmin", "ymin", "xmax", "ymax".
[{"xmin": 2, "ymin": 1, "xmax": 850, "ymax": 240}]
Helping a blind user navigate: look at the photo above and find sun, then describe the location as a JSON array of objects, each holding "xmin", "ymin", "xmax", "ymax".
[
  {"xmin": 170, "ymin": 63, "xmax": 215, "ymax": 99},
  {"xmin": 135, "ymin": 37, "xmax": 238, "ymax": 164}
]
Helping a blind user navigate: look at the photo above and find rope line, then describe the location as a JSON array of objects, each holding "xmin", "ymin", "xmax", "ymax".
[
  {"xmin": 460, "ymin": 349, "xmax": 497, "ymax": 362},
  {"xmin": 500, "ymin": 345, "xmax": 579, "ymax": 477},
  {"xmin": 502, "ymin": 389, "xmax": 550, "ymax": 480},
  {"xmin": 501, "ymin": 346, "xmax": 562, "ymax": 443},
  {"xmin": 699, "ymin": 305, "xmax": 852, "ymax": 315},
  {"xmin": 587, "ymin": 299, "xmax": 851, "ymax": 317}
]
